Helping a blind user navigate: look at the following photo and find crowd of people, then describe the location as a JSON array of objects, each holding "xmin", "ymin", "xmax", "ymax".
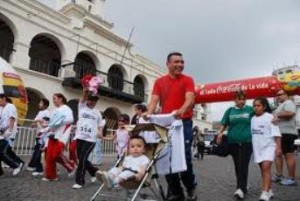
[{"xmin": 0, "ymin": 52, "xmax": 299, "ymax": 201}]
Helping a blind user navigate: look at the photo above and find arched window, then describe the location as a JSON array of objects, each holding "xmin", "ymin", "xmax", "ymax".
[
  {"xmin": 107, "ymin": 64, "xmax": 124, "ymax": 91},
  {"xmin": 74, "ymin": 52, "xmax": 96, "ymax": 79},
  {"xmin": 103, "ymin": 107, "xmax": 120, "ymax": 136},
  {"xmin": 0, "ymin": 18, "xmax": 14, "ymax": 62},
  {"xmin": 133, "ymin": 76, "xmax": 145, "ymax": 98},
  {"xmin": 29, "ymin": 35, "xmax": 61, "ymax": 76}
]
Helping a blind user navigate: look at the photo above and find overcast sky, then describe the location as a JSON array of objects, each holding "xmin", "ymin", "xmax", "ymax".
[{"xmin": 40, "ymin": 0, "xmax": 300, "ymax": 120}]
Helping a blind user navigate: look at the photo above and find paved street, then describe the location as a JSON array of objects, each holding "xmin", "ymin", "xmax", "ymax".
[{"xmin": 0, "ymin": 155, "xmax": 300, "ymax": 201}]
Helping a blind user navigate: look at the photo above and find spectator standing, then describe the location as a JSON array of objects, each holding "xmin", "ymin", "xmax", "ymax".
[
  {"xmin": 272, "ymin": 89, "xmax": 298, "ymax": 186},
  {"xmin": 217, "ymin": 90, "xmax": 253, "ymax": 200}
]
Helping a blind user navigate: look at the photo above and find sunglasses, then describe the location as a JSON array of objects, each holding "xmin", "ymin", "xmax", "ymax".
[{"xmin": 277, "ymin": 93, "xmax": 286, "ymax": 97}]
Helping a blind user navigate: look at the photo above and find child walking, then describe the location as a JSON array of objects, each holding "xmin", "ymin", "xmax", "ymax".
[
  {"xmin": 114, "ymin": 114, "xmax": 130, "ymax": 158},
  {"xmin": 251, "ymin": 97, "xmax": 282, "ymax": 201},
  {"xmin": 96, "ymin": 135, "xmax": 150, "ymax": 189},
  {"xmin": 27, "ymin": 98, "xmax": 50, "ymax": 176},
  {"xmin": 72, "ymin": 88, "xmax": 102, "ymax": 189}
]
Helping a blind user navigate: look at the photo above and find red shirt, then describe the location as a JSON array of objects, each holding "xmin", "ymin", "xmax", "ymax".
[{"xmin": 152, "ymin": 74, "xmax": 195, "ymax": 119}]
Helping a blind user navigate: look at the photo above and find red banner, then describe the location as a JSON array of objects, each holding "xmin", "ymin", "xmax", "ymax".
[{"xmin": 195, "ymin": 74, "xmax": 300, "ymax": 103}]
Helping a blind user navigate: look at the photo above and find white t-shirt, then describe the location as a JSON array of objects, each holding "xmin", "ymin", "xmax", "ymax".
[
  {"xmin": 123, "ymin": 154, "xmax": 150, "ymax": 173},
  {"xmin": 138, "ymin": 117, "xmax": 160, "ymax": 143},
  {"xmin": 251, "ymin": 112, "xmax": 281, "ymax": 163},
  {"xmin": 75, "ymin": 102, "xmax": 102, "ymax": 142},
  {"xmin": 0, "ymin": 103, "xmax": 17, "ymax": 139},
  {"xmin": 34, "ymin": 109, "xmax": 50, "ymax": 132},
  {"xmin": 274, "ymin": 99, "xmax": 297, "ymax": 135}
]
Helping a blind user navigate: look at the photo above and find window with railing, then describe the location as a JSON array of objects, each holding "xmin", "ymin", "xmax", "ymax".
[
  {"xmin": 29, "ymin": 58, "xmax": 61, "ymax": 77},
  {"xmin": 107, "ymin": 65, "xmax": 124, "ymax": 91},
  {"xmin": 74, "ymin": 52, "xmax": 96, "ymax": 79},
  {"xmin": 0, "ymin": 45, "xmax": 14, "ymax": 62},
  {"xmin": 133, "ymin": 76, "xmax": 145, "ymax": 99},
  {"xmin": 29, "ymin": 35, "xmax": 62, "ymax": 77},
  {"xmin": 73, "ymin": 62, "xmax": 96, "ymax": 79}
]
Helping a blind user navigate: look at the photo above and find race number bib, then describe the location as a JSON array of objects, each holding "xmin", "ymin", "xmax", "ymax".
[{"xmin": 78, "ymin": 122, "xmax": 93, "ymax": 138}]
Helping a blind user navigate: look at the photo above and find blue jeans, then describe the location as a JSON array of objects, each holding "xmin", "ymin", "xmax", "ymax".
[
  {"xmin": 28, "ymin": 138, "xmax": 43, "ymax": 172},
  {"xmin": 166, "ymin": 119, "xmax": 197, "ymax": 196}
]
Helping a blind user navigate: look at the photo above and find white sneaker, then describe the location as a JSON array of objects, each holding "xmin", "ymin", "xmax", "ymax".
[
  {"xmin": 268, "ymin": 189, "xmax": 274, "ymax": 199},
  {"xmin": 259, "ymin": 191, "xmax": 270, "ymax": 201},
  {"xmin": 26, "ymin": 167, "xmax": 35, "ymax": 171},
  {"xmin": 234, "ymin": 189, "xmax": 244, "ymax": 199},
  {"xmin": 32, "ymin": 172, "xmax": 43, "ymax": 177},
  {"xmin": 72, "ymin": 184, "xmax": 83, "ymax": 189},
  {"xmin": 91, "ymin": 177, "xmax": 97, "ymax": 183},
  {"xmin": 12, "ymin": 163, "xmax": 24, "ymax": 176}
]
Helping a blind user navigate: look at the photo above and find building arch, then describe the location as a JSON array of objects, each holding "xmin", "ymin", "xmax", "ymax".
[
  {"xmin": 0, "ymin": 15, "xmax": 17, "ymax": 62},
  {"xmin": 24, "ymin": 88, "xmax": 45, "ymax": 124},
  {"xmin": 73, "ymin": 51, "xmax": 99, "ymax": 78},
  {"xmin": 107, "ymin": 64, "xmax": 128, "ymax": 91},
  {"xmin": 103, "ymin": 107, "xmax": 120, "ymax": 136},
  {"xmin": 133, "ymin": 74, "xmax": 149, "ymax": 100},
  {"xmin": 28, "ymin": 33, "xmax": 65, "ymax": 77}
]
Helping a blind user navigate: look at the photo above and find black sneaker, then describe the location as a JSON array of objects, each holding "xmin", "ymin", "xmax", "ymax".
[
  {"xmin": 166, "ymin": 194, "xmax": 185, "ymax": 201},
  {"xmin": 187, "ymin": 189, "xmax": 197, "ymax": 201}
]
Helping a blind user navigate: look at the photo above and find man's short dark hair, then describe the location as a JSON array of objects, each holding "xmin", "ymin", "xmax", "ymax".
[{"xmin": 167, "ymin": 52, "xmax": 182, "ymax": 62}]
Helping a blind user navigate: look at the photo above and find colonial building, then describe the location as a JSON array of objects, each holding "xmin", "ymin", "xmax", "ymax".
[{"xmin": 0, "ymin": 0, "xmax": 212, "ymax": 132}]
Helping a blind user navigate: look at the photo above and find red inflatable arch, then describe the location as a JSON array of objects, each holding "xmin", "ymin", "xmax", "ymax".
[{"xmin": 195, "ymin": 74, "xmax": 300, "ymax": 104}]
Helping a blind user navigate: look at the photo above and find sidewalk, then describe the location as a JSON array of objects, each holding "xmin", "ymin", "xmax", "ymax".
[{"xmin": 0, "ymin": 155, "xmax": 299, "ymax": 201}]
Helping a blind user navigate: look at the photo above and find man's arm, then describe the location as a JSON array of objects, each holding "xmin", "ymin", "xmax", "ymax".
[
  {"xmin": 276, "ymin": 111, "xmax": 295, "ymax": 119},
  {"xmin": 147, "ymin": 94, "xmax": 160, "ymax": 115},
  {"xmin": 174, "ymin": 91, "xmax": 195, "ymax": 118}
]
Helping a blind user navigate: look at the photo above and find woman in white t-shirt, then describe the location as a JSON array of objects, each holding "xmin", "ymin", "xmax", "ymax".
[
  {"xmin": 251, "ymin": 97, "xmax": 282, "ymax": 201},
  {"xmin": 72, "ymin": 88, "xmax": 103, "ymax": 189},
  {"xmin": 0, "ymin": 94, "xmax": 24, "ymax": 177}
]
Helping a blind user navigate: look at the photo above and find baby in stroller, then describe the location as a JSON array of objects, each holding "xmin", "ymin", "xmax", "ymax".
[{"xmin": 96, "ymin": 135, "xmax": 150, "ymax": 189}]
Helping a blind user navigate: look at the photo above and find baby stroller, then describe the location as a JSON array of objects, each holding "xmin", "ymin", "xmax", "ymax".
[{"xmin": 90, "ymin": 123, "xmax": 169, "ymax": 201}]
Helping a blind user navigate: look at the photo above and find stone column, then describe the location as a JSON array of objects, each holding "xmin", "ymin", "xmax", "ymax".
[{"xmin": 10, "ymin": 41, "xmax": 31, "ymax": 69}]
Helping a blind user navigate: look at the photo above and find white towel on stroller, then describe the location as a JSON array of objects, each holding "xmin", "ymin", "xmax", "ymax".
[{"xmin": 149, "ymin": 113, "xmax": 187, "ymax": 175}]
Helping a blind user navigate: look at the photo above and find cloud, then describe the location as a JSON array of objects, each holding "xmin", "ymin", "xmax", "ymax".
[{"xmin": 37, "ymin": 0, "xmax": 300, "ymax": 120}]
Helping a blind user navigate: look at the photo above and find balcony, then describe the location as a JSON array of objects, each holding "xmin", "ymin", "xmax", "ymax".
[
  {"xmin": 29, "ymin": 58, "xmax": 61, "ymax": 77},
  {"xmin": 62, "ymin": 65, "xmax": 147, "ymax": 103}
]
